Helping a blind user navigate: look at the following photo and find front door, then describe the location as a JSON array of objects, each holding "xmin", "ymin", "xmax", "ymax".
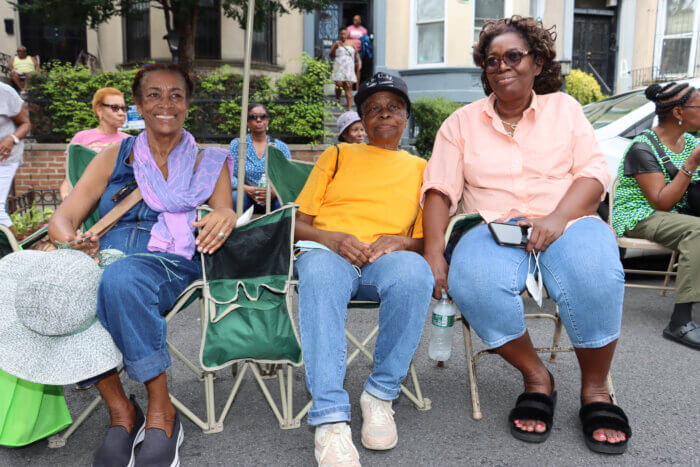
[
  {"xmin": 572, "ymin": 7, "xmax": 617, "ymax": 94},
  {"xmin": 18, "ymin": 0, "xmax": 86, "ymax": 65},
  {"xmin": 315, "ymin": 1, "xmax": 373, "ymax": 82}
]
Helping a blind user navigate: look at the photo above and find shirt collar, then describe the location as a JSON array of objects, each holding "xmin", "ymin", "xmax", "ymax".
[{"xmin": 482, "ymin": 90, "xmax": 539, "ymax": 119}]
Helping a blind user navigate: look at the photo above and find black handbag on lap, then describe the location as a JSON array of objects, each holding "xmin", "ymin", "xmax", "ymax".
[{"xmin": 645, "ymin": 133, "xmax": 700, "ymax": 216}]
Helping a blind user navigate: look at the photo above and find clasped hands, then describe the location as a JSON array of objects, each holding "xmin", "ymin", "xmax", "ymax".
[{"xmin": 325, "ymin": 232, "xmax": 407, "ymax": 266}]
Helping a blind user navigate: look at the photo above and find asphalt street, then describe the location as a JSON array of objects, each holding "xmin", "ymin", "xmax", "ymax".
[{"xmin": 1, "ymin": 276, "xmax": 698, "ymax": 466}]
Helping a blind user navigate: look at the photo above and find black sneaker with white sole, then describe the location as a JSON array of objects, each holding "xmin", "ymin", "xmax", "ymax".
[
  {"xmin": 93, "ymin": 395, "xmax": 146, "ymax": 467},
  {"xmin": 134, "ymin": 412, "xmax": 184, "ymax": 467}
]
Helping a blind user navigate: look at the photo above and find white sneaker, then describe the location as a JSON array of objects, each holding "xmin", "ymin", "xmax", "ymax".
[
  {"xmin": 314, "ymin": 422, "xmax": 361, "ymax": 467},
  {"xmin": 359, "ymin": 390, "xmax": 398, "ymax": 450}
]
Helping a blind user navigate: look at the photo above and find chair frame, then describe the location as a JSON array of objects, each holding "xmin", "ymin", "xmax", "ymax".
[{"xmin": 444, "ymin": 214, "xmax": 616, "ymax": 421}]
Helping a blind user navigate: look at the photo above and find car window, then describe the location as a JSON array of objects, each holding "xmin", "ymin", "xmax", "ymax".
[
  {"xmin": 621, "ymin": 114, "xmax": 656, "ymax": 139},
  {"xmin": 583, "ymin": 92, "xmax": 650, "ymax": 129}
]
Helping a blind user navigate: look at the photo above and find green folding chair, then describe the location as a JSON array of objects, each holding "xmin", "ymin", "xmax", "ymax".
[{"xmin": 267, "ymin": 146, "xmax": 432, "ymax": 423}]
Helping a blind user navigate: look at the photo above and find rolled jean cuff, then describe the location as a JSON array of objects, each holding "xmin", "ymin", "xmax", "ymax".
[
  {"xmin": 571, "ymin": 331, "xmax": 620, "ymax": 349},
  {"xmin": 124, "ymin": 347, "xmax": 172, "ymax": 383},
  {"xmin": 78, "ymin": 368, "xmax": 117, "ymax": 388},
  {"xmin": 481, "ymin": 327, "xmax": 527, "ymax": 350},
  {"xmin": 364, "ymin": 375, "xmax": 401, "ymax": 401},
  {"xmin": 307, "ymin": 404, "xmax": 351, "ymax": 427}
]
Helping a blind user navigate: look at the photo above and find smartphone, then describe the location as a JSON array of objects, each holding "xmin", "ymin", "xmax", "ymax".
[{"xmin": 488, "ymin": 222, "xmax": 531, "ymax": 248}]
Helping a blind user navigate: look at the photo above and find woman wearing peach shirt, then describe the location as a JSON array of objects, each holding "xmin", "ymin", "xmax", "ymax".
[{"xmin": 422, "ymin": 17, "xmax": 631, "ymax": 455}]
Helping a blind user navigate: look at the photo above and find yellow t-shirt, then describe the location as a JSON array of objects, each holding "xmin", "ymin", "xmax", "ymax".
[
  {"xmin": 295, "ymin": 143, "xmax": 427, "ymax": 243},
  {"xmin": 12, "ymin": 56, "xmax": 36, "ymax": 74}
]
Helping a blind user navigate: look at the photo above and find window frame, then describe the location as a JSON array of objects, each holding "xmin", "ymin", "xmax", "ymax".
[
  {"xmin": 653, "ymin": 0, "xmax": 700, "ymax": 79},
  {"xmin": 471, "ymin": 0, "xmax": 513, "ymax": 49},
  {"xmin": 122, "ymin": 0, "xmax": 151, "ymax": 63},
  {"xmin": 251, "ymin": 15, "xmax": 276, "ymax": 64},
  {"xmin": 409, "ymin": 0, "xmax": 448, "ymax": 68}
]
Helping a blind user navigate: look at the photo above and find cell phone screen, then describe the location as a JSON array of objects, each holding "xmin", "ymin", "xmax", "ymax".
[{"xmin": 488, "ymin": 223, "xmax": 530, "ymax": 247}]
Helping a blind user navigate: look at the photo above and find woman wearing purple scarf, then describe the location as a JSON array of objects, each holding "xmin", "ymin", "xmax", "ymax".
[{"xmin": 49, "ymin": 64, "xmax": 236, "ymax": 467}]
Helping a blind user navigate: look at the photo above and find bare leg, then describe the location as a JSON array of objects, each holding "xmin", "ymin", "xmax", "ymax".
[
  {"xmin": 335, "ymin": 81, "xmax": 342, "ymax": 104},
  {"xmin": 10, "ymin": 72, "xmax": 23, "ymax": 92},
  {"xmin": 144, "ymin": 372, "xmax": 176, "ymax": 437},
  {"xmin": 495, "ymin": 332, "xmax": 552, "ymax": 434},
  {"xmin": 94, "ymin": 370, "xmax": 137, "ymax": 433},
  {"xmin": 344, "ymin": 82, "xmax": 353, "ymax": 111},
  {"xmin": 575, "ymin": 340, "xmax": 625, "ymax": 444}
]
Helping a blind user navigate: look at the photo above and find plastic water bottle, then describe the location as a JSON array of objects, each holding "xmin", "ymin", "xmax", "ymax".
[
  {"xmin": 258, "ymin": 173, "xmax": 267, "ymax": 188},
  {"xmin": 428, "ymin": 292, "xmax": 457, "ymax": 361}
]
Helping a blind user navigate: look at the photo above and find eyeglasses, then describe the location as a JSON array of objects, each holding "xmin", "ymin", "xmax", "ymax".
[
  {"xmin": 483, "ymin": 49, "xmax": 531, "ymax": 73},
  {"xmin": 681, "ymin": 105, "xmax": 700, "ymax": 108},
  {"xmin": 102, "ymin": 103, "xmax": 128, "ymax": 113},
  {"xmin": 248, "ymin": 114, "xmax": 269, "ymax": 121},
  {"xmin": 363, "ymin": 103, "xmax": 406, "ymax": 118}
]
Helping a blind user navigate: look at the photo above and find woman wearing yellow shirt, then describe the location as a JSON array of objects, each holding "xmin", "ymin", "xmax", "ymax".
[
  {"xmin": 293, "ymin": 73, "xmax": 433, "ymax": 466},
  {"xmin": 9, "ymin": 46, "xmax": 38, "ymax": 94}
]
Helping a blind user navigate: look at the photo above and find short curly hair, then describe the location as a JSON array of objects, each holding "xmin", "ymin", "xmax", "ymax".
[{"xmin": 473, "ymin": 16, "xmax": 563, "ymax": 96}]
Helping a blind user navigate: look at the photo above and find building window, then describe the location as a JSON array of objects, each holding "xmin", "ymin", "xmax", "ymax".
[
  {"xmin": 124, "ymin": 1, "xmax": 150, "ymax": 62},
  {"xmin": 196, "ymin": 0, "xmax": 221, "ymax": 59},
  {"xmin": 413, "ymin": 0, "xmax": 445, "ymax": 65},
  {"xmin": 473, "ymin": 0, "xmax": 512, "ymax": 45},
  {"xmin": 654, "ymin": 0, "xmax": 699, "ymax": 78},
  {"xmin": 252, "ymin": 16, "xmax": 275, "ymax": 63}
]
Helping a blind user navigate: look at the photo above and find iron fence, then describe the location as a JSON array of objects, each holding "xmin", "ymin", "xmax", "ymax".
[{"xmin": 7, "ymin": 189, "xmax": 61, "ymax": 214}]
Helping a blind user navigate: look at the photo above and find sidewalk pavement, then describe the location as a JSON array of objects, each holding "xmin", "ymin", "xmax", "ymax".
[{"xmin": 1, "ymin": 283, "xmax": 698, "ymax": 466}]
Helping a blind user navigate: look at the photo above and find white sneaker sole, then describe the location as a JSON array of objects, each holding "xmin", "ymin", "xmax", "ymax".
[
  {"xmin": 360, "ymin": 435, "xmax": 398, "ymax": 451},
  {"xmin": 170, "ymin": 423, "xmax": 184, "ymax": 467},
  {"xmin": 126, "ymin": 422, "xmax": 146, "ymax": 467}
]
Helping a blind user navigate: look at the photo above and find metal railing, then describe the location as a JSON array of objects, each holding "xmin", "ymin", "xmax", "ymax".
[
  {"xmin": 7, "ymin": 189, "xmax": 61, "ymax": 214},
  {"xmin": 630, "ymin": 66, "xmax": 695, "ymax": 88}
]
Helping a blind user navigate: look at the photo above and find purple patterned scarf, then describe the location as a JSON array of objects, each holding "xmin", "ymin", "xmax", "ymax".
[{"xmin": 132, "ymin": 129, "xmax": 233, "ymax": 259}]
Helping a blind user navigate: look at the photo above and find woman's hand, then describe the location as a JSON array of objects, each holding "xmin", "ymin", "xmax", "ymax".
[
  {"xmin": 424, "ymin": 250, "xmax": 449, "ymax": 300},
  {"xmin": 0, "ymin": 136, "xmax": 14, "ymax": 160},
  {"xmin": 322, "ymin": 231, "xmax": 370, "ymax": 266},
  {"xmin": 192, "ymin": 207, "xmax": 237, "ymax": 254},
  {"xmin": 518, "ymin": 213, "xmax": 567, "ymax": 253},
  {"xmin": 51, "ymin": 229, "xmax": 100, "ymax": 258},
  {"xmin": 367, "ymin": 235, "xmax": 407, "ymax": 263}
]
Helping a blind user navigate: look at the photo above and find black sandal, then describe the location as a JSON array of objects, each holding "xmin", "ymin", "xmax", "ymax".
[
  {"xmin": 579, "ymin": 401, "xmax": 631, "ymax": 455},
  {"xmin": 508, "ymin": 371, "xmax": 557, "ymax": 443}
]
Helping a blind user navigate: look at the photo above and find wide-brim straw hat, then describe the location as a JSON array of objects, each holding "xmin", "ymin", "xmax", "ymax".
[{"xmin": 0, "ymin": 249, "xmax": 122, "ymax": 385}]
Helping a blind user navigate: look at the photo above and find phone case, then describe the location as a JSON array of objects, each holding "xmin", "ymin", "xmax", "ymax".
[{"xmin": 487, "ymin": 222, "xmax": 530, "ymax": 248}]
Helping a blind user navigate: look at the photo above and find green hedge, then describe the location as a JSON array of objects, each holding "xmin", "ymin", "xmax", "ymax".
[
  {"xmin": 27, "ymin": 54, "xmax": 331, "ymax": 143},
  {"xmin": 565, "ymin": 69, "xmax": 606, "ymax": 106},
  {"xmin": 412, "ymin": 97, "xmax": 462, "ymax": 159}
]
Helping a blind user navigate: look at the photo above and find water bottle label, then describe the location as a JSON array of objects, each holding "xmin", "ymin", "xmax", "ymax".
[{"xmin": 431, "ymin": 312, "xmax": 454, "ymax": 327}]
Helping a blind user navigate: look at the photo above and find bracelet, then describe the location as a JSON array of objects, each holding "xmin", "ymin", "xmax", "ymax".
[
  {"xmin": 680, "ymin": 165, "xmax": 694, "ymax": 177},
  {"xmin": 10, "ymin": 134, "xmax": 19, "ymax": 145}
]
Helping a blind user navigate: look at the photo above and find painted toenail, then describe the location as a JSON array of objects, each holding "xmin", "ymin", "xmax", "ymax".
[{"xmin": 596, "ymin": 433, "xmax": 605, "ymax": 439}]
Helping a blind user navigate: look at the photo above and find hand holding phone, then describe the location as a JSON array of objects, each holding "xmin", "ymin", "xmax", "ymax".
[{"xmin": 488, "ymin": 222, "xmax": 531, "ymax": 248}]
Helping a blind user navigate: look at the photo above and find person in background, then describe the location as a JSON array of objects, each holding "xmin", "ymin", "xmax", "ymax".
[
  {"xmin": 229, "ymin": 103, "xmax": 291, "ymax": 212},
  {"xmin": 0, "ymin": 82, "xmax": 31, "ymax": 232},
  {"xmin": 59, "ymin": 87, "xmax": 130, "ymax": 200},
  {"xmin": 421, "ymin": 16, "xmax": 630, "ymax": 454},
  {"xmin": 611, "ymin": 82, "xmax": 700, "ymax": 350},
  {"xmin": 9, "ymin": 46, "xmax": 39, "ymax": 95},
  {"xmin": 330, "ymin": 28, "xmax": 361, "ymax": 111},
  {"xmin": 336, "ymin": 110, "xmax": 366, "ymax": 143},
  {"xmin": 346, "ymin": 15, "xmax": 368, "ymax": 89},
  {"xmin": 294, "ymin": 73, "xmax": 433, "ymax": 466}
]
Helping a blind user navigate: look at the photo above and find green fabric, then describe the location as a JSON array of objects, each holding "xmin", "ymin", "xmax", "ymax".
[
  {"xmin": 612, "ymin": 131, "xmax": 699, "ymax": 237},
  {"xmin": 267, "ymin": 146, "xmax": 314, "ymax": 204},
  {"xmin": 67, "ymin": 145, "xmax": 100, "ymax": 230},
  {"xmin": 18, "ymin": 225, "xmax": 48, "ymax": 250},
  {"xmin": 0, "ymin": 369, "xmax": 72, "ymax": 447}
]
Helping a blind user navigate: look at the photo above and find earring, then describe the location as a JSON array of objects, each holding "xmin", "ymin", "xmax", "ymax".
[{"xmin": 679, "ymin": 120, "xmax": 683, "ymax": 126}]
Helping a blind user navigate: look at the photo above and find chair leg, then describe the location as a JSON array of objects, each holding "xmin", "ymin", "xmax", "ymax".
[
  {"xmin": 461, "ymin": 321, "xmax": 482, "ymax": 420},
  {"xmin": 661, "ymin": 251, "xmax": 678, "ymax": 297},
  {"xmin": 47, "ymin": 394, "xmax": 103, "ymax": 448},
  {"xmin": 550, "ymin": 305, "xmax": 564, "ymax": 363}
]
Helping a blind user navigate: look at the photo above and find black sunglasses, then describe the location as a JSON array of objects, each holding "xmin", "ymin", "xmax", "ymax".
[
  {"xmin": 102, "ymin": 103, "xmax": 128, "ymax": 113},
  {"xmin": 248, "ymin": 113, "xmax": 269, "ymax": 121},
  {"xmin": 483, "ymin": 49, "xmax": 531, "ymax": 73}
]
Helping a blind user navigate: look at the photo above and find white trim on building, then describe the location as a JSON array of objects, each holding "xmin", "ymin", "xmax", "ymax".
[
  {"xmin": 653, "ymin": 0, "xmax": 700, "ymax": 79},
  {"xmin": 410, "ymin": 0, "xmax": 448, "ymax": 67}
]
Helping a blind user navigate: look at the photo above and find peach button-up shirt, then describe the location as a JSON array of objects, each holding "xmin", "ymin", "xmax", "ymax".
[{"xmin": 421, "ymin": 91, "xmax": 610, "ymax": 223}]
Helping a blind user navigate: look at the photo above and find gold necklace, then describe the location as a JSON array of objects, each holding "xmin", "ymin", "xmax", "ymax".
[{"xmin": 501, "ymin": 119, "xmax": 518, "ymax": 136}]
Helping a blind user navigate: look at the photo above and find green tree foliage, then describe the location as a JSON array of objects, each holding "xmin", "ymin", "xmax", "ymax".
[
  {"xmin": 412, "ymin": 97, "xmax": 462, "ymax": 159},
  {"xmin": 13, "ymin": 0, "xmax": 337, "ymax": 70},
  {"xmin": 565, "ymin": 69, "xmax": 606, "ymax": 106}
]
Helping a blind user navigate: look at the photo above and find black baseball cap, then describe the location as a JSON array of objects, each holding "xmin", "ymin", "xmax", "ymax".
[{"xmin": 354, "ymin": 72, "xmax": 411, "ymax": 117}]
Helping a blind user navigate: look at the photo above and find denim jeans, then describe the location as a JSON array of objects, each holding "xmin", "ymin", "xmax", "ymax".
[
  {"xmin": 294, "ymin": 249, "xmax": 434, "ymax": 426},
  {"xmin": 448, "ymin": 217, "xmax": 624, "ymax": 349}
]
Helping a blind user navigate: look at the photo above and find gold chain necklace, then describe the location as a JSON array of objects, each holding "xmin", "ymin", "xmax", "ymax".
[{"xmin": 500, "ymin": 119, "xmax": 518, "ymax": 136}]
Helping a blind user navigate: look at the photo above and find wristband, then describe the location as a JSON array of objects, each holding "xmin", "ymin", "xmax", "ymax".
[
  {"xmin": 10, "ymin": 134, "xmax": 19, "ymax": 145},
  {"xmin": 681, "ymin": 165, "xmax": 694, "ymax": 177}
]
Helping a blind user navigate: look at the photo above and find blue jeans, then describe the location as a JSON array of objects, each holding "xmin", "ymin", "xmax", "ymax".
[
  {"xmin": 294, "ymin": 249, "xmax": 434, "ymax": 426},
  {"xmin": 448, "ymin": 217, "xmax": 624, "ymax": 349}
]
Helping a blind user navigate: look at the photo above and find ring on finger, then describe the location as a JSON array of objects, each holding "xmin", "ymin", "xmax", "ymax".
[{"xmin": 218, "ymin": 231, "xmax": 225, "ymax": 238}]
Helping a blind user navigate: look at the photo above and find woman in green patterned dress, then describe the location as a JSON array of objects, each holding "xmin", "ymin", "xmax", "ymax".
[{"xmin": 611, "ymin": 82, "xmax": 700, "ymax": 350}]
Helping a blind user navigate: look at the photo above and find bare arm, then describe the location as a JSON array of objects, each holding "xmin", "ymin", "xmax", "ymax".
[
  {"xmin": 32, "ymin": 56, "xmax": 39, "ymax": 70},
  {"xmin": 422, "ymin": 189, "xmax": 451, "ymax": 299},
  {"xmin": 329, "ymin": 42, "xmax": 339, "ymax": 59},
  {"xmin": 0, "ymin": 108, "xmax": 31, "ymax": 160},
  {"xmin": 635, "ymin": 146, "xmax": 700, "ymax": 211},
  {"xmin": 8, "ymin": 57, "xmax": 14, "ymax": 71}
]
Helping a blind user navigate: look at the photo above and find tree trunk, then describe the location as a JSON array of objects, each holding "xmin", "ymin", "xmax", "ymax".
[{"xmin": 175, "ymin": 9, "xmax": 198, "ymax": 72}]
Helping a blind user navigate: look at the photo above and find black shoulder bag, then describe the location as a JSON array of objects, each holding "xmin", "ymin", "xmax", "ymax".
[{"xmin": 645, "ymin": 133, "xmax": 700, "ymax": 217}]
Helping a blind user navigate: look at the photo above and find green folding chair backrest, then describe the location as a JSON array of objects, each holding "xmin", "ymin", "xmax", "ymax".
[
  {"xmin": 67, "ymin": 144, "xmax": 100, "ymax": 230},
  {"xmin": 0, "ymin": 227, "xmax": 16, "ymax": 259},
  {"xmin": 267, "ymin": 145, "xmax": 314, "ymax": 205},
  {"xmin": 199, "ymin": 205, "xmax": 302, "ymax": 370}
]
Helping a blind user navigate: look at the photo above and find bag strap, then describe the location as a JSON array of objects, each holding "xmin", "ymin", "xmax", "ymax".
[
  {"xmin": 86, "ymin": 187, "xmax": 143, "ymax": 238},
  {"xmin": 644, "ymin": 130, "xmax": 679, "ymax": 178},
  {"xmin": 332, "ymin": 144, "xmax": 340, "ymax": 178}
]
